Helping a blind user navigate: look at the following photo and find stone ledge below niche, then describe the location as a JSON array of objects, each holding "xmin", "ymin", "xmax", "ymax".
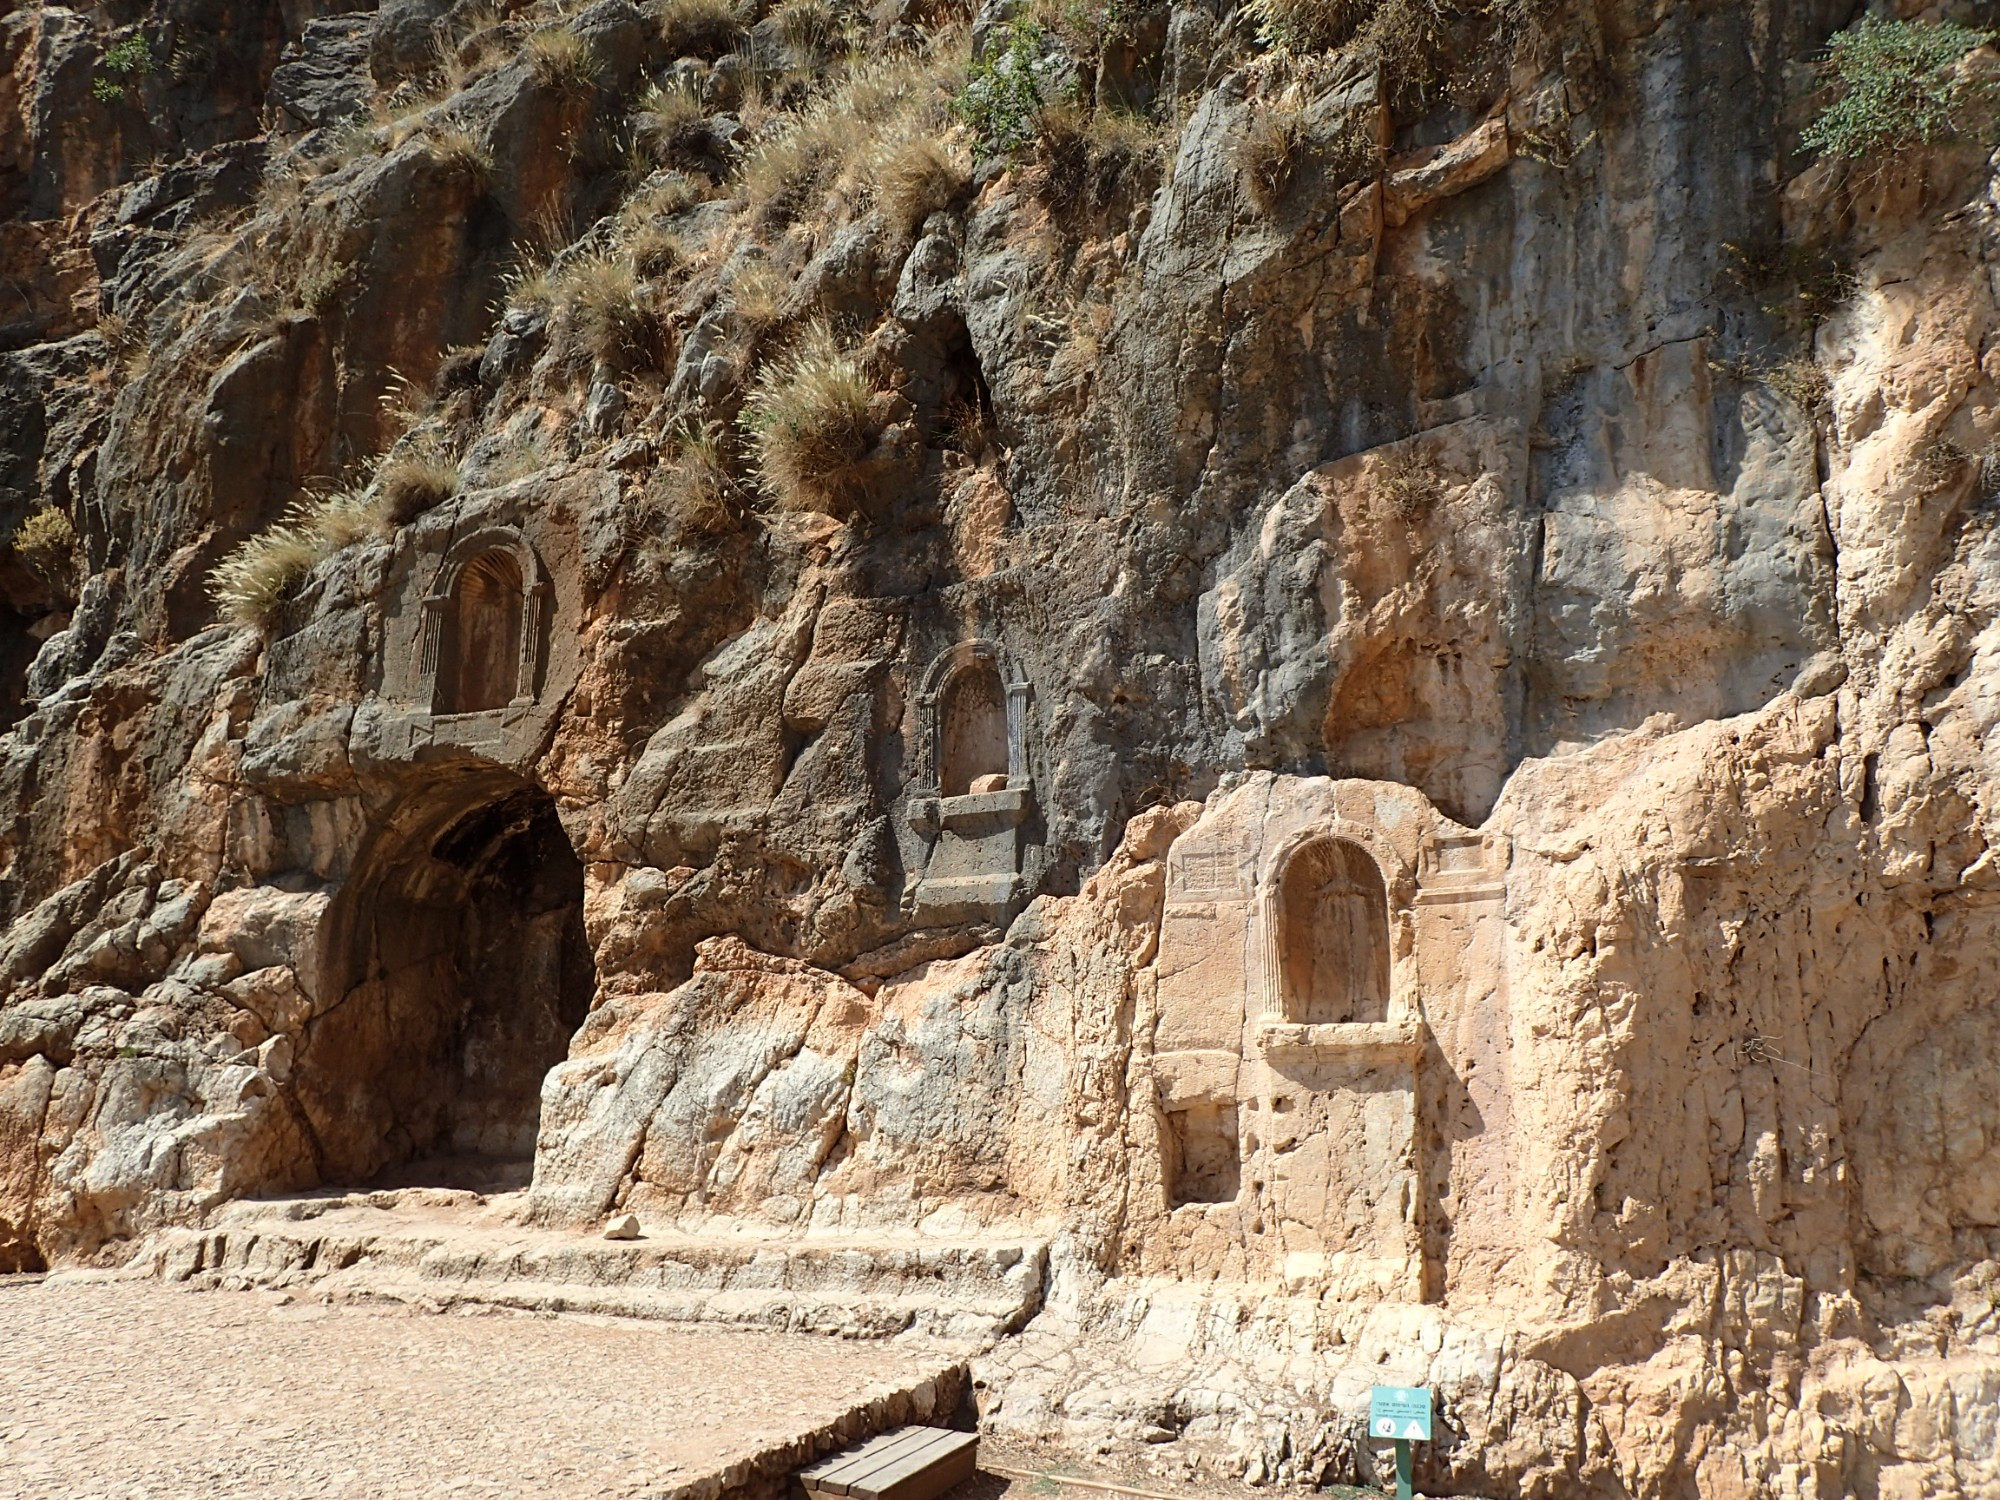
[
  {"xmin": 912, "ymin": 872, "xmax": 1023, "ymax": 924},
  {"xmin": 1253, "ymin": 1020, "xmax": 1421, "ymax": 1058}
]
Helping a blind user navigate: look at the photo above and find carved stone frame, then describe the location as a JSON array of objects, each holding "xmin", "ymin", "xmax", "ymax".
[
  {"xmin": 907, "ymin": 640, "xmax": 1034, "ymax": 834},
  {"xmin": 912, "ymin": 640, "xmax": 1032, "ymax": 791},
  {"xmin": 417, "ymin": 527, "xmax": 551, "ymax": 716},
  {"xmin": 1254, "ymin": 820, "xmax": 1421, "ymax": 1058}
]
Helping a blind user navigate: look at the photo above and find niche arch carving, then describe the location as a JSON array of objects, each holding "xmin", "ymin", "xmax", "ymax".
[
  {"xmin": 1255, "ymin": 818, "xmax": 1418, "ymax": 1050},
  {"xmin": 1274, "ymin": 837, "xmax": 1391, "ymax": 1025},
  {"xmin": 418, "ymin": 528, "xmax": 551, "ymax": 716},
  {"xmin": 912, "ymin": 640, "xmax": 1032, "ymax": 797},
  {"xmin": 906, "ymin": 639, "xmax": 1035, "ymax": 922}
]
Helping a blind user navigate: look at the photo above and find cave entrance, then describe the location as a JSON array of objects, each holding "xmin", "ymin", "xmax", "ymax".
[{"xmin": 302, "ymin": 779, "xmax": 596, "ymax": 1192}]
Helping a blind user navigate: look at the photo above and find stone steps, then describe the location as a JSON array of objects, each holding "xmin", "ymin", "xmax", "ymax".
[{"xmin": 127, "ymin": 1199, "xmax": 1048, "ymax": 1343}]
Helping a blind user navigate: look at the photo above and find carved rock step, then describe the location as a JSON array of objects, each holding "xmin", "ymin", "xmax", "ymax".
[{"xmin": 126, "ymin": 1197, "xmax": 1048, "ymax": 1344}]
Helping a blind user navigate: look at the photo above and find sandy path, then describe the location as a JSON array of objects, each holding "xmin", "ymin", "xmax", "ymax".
[{"xmin": 0, "ymin": 1276, "xmax": 956, "ymax": 1500}]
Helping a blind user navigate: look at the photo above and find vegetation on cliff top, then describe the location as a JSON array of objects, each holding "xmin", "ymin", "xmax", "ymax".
[{"xmin": 1804, "ymin": 16, "xmax": 1994, "ymax": 161}]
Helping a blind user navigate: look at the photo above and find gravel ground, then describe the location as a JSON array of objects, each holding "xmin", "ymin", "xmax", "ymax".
[{"xmin": 0, "ymin": 1276, "xmax": 955, "ymax": 1499}]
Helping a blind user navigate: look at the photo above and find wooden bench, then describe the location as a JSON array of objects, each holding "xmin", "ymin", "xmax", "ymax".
[{"xmin": 797, "ymin": 1426, "xmax": 980, "ymax": 1500}]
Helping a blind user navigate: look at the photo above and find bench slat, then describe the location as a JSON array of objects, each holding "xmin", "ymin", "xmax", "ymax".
[
  {"xmin": 848, "ymin": 1431, "xmax": 978, "ymax": 1500},
  {"xmin": 804, "ymin": 1427, "xmax": 950, "ymax": 1495}
]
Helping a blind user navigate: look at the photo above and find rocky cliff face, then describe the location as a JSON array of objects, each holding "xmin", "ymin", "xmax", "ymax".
[{"xmin": 5, "ymin": 0, "xmax": 2000, "ymax": 1494}]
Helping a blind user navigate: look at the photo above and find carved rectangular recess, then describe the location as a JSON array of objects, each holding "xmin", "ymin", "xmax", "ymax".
[{"xmin": 1165, "ymin": 1099, "xmax": 1241, "ymax": 1207}]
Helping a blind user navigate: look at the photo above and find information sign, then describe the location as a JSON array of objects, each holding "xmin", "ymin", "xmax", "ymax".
[{"xmin": 1368, "ymin": 1385, "xmax": 1432, "ymax": 1442}]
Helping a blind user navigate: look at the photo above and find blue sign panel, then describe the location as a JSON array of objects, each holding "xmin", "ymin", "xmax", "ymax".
[{"xmin": 1369, "ymin": 1385, "xmax": 1433, "ymax": 1442}]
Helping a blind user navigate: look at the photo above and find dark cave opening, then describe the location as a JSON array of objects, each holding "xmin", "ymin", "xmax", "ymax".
[{"xmin": 301, "ymin": 781, "xmax": 596, "ymax": 1192}]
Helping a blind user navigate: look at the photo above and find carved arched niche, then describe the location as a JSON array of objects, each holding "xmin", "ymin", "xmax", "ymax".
[
  {"xmin": 418, "ymin": 529, "xmax": 549, "ymax": 716},
  {"xmin": 1275, "ymin": 838, "xmax": 1391, "ymax": 1025},
  {"xmin": 913, "ymin": 640, "xmax": 1031, "ymax": 799},
  {"xmin": 907, "ymin": 640, "xmax": 1034, "ymax": 921},
  {"xmin": 940, "ymin": 658, "xmax": 1010, "ymax": 795}
]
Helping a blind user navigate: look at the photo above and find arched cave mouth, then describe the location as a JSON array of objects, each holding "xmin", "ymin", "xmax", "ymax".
[{"xmin": 300, "ymin": 781, "xmax": 596, "ymax": 1193}]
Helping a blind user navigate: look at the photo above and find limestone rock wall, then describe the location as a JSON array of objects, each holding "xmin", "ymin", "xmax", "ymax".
[{"xmin": 3, "ymin": 0, "xmax": 2000, "ymax": 1494}]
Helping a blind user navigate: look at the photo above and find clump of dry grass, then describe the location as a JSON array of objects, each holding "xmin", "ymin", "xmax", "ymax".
[
  {"xmin": 633, "ymin": 79, "xmax": 715, "ymax": 163},
  {"xmin": 1231, "ymin": 97, "xmax": 1377, "ymax": 212},
  {"xmin": 1245, "ymin": 0, "xmax": 1480, "ymax": 107},
  {"xmin": 938, "ymin": 390, "xmax": 994, "ymax": 458},
  {"xmin": 626, "ymin": 170, "xmax": 706, "ymax": 220},
  {"xmin": 740, "ymin": 320, "xmax": 879, "ymax": 512},
  {"xmin": 1248, "ymin": 0, "xmax": 1374, "ymax": 53},
  {"xmin": 628, "ymin": 223, "xmax": 687, "ymax": 276},
  {"xmin": 648, "ymin": 422, "xmax": 740, "ymax": 535},
  {"xmin": 737, "ymin": 44, "xmax": 966, "ymax": 225},
  {"xmin": 774, "ymin": 0, "xmax": 840, "ymax": 57},
  {"xmin": 11, "ymin": 507, "xmax": 81, "ymax": 590},
  {"xmin": 209, "ymin": 488, "xmax": 388, "ymax": 626},
  {"xmin": 422, "ymin": 120, "xmax": 493, "ymax": 180},
  {"xmin": 1374, "ymin": 448, "xmax": 1447, "ymax": 522},
  {"xmin": 527, "ymin": 26, "xmax": 600, "ymax": 91},
  {"xmin": 725, "ymin": 259, "xmax": 790, "ymax": 330},
  {"xmin": 1919, "ymin": 438, "xmax": 1974, "ymax": 492},
  {"xmin": 1035, "ymin": 103, "xmax": 1161, "ymax": 217},
  {"xmin": 1765, "ymin": 356, "xmax": 1830, "ymax": 412},
  {"xmin": 378, "ymin": 449, "xmax": 461, "ymax": 523},
  {"xmin": 553, "ymin": 249, "xmax": 654, "ymax": 362},
  {"xmin": 654, "ymin": 0, "xmax": 745, "ymax": 59},
  {"xmin": 294, "ymin": 257, "xmax": 350, "ymax": 317},
  {"xmin": 435, "ymin": 5, "xmax": 515, "ymax": 92},
  {"xmin": 1232, "ymin": 103, "xmax": 1304, "ymax": 209},
  {"xmin": 871, "ymin": 128, "xmax": 970, "ymax": 234}
]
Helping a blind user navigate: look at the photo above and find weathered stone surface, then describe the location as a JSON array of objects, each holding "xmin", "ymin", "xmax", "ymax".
[{"xmin": 3, "ymin": 0, "xmax": 2000, "ymax": 1494}]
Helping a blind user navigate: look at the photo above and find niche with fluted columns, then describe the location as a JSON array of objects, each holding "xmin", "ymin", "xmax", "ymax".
[
  {"xmin": 903, "ymin": 639, "xmax": 1036, "ymax": 923},
  {"xmin": 1137, "ymin": 772, "xmax": 1510, "ymax": 1302},
  {"xmin": 354, "ymin": 509, "xmax": 582, "ymax": 769}
]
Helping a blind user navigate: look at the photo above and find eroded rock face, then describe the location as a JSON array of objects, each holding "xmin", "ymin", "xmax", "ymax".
[{"xmin": 3, "ymin": 0, "xmax": 2000, "ymax": 1494}]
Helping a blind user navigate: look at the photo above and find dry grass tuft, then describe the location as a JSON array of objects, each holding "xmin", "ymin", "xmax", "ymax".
[
  {"xmin": 634, "ymin": 79, "xmax": 715, "ymax": 162},
  {"xmin": 11, "ymin": 507, "xmax": 81, "ymax": 590},
  {"xmin": 725, "ymin": 259, "xmax": 791, "ymax": 330},
  {"xmin": 647, "ymin": 422, "xmax": 740, "ymax": 535},
  {"xmin": 378, "ymin": 450, "xmax": 461, "ymax": 524},
  {"xmin": 654, "ymin": 0, "xmax": 745, "ymax": 58},
  {"xmin": 422, "ymin": 120, "xmax": 493, "ymax": 180},
  {"xmin": 738, "ymin": 44, "xmax": 966, "ymax": 225},
  {"xmin": 527, "ymin": 26, "xmax": 600, "ymax": 91},
  {"xmin": 1374, "ymin": 448, "xmax": 1447, "ymax": 522},
  {"xmin": 553, "ymin": 250, "xmax": 654, "ymax": 362},
  {"xmin": 1035, "ymin": 103, "xmax": 1161, "ymax": 216},
  {"xmin": 1247, "ymin": 0, "xmax": 1374, "ymax": 53},
  {"xmin": 1919, "ymin": 438, "xmax": 1974, "ymax": 492},
  {"xmin": 740, "ymin": 320, "xmax": 879, "ymax": 512},
  {"xmin": 871, "ymin": 128, "xmax": 970, "ymax": 234},
  {"xmin": 209, "ymin": 488, "xmax": 388, "ymax": 626},
  {"xmin": 1232, "ymin": 104, "xmax": 1305, "ymax": 210},
  {"xmin": 774, "ymin": 0, "xmax": 840, "ymax": 57},
  {"xmin": 1765, "ymin": 356, "xmax": 1830, "ymax": 412},
  {"xmin": 628, "ymin": 223, "xmax": 687, "ymax": 276}
]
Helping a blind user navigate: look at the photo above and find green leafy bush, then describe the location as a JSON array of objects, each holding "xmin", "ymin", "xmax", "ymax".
[
  {"xmin": 92, "ymin": 33, "xmax": 153, "ymax": 104},
  {"xmin": 1802, "ymin": 16, "xmax": 1994, "ymax": 161},
  {"xmin": 951, "ymin": 19, "xmax": 1070, "ymax": 155}
]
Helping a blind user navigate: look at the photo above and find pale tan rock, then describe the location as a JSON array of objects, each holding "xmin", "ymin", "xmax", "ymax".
[{"xmin": 602, "ymin": 1212, "xmax": 641, "ymax": 1240}]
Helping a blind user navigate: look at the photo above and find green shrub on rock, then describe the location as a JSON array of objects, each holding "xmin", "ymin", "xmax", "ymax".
[
  {"xmin": 951, "ymin": 19, "xmax": 1070, "ymax": 156},
  {"xmin": 1802, "ymin": 16, "xmax": 1994, "ymax": 161}
]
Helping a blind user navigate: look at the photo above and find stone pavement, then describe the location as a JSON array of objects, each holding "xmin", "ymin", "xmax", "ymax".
[{"xmin": 0, "ymin": 1276, "xmax": 964, "ymax": 1499}]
